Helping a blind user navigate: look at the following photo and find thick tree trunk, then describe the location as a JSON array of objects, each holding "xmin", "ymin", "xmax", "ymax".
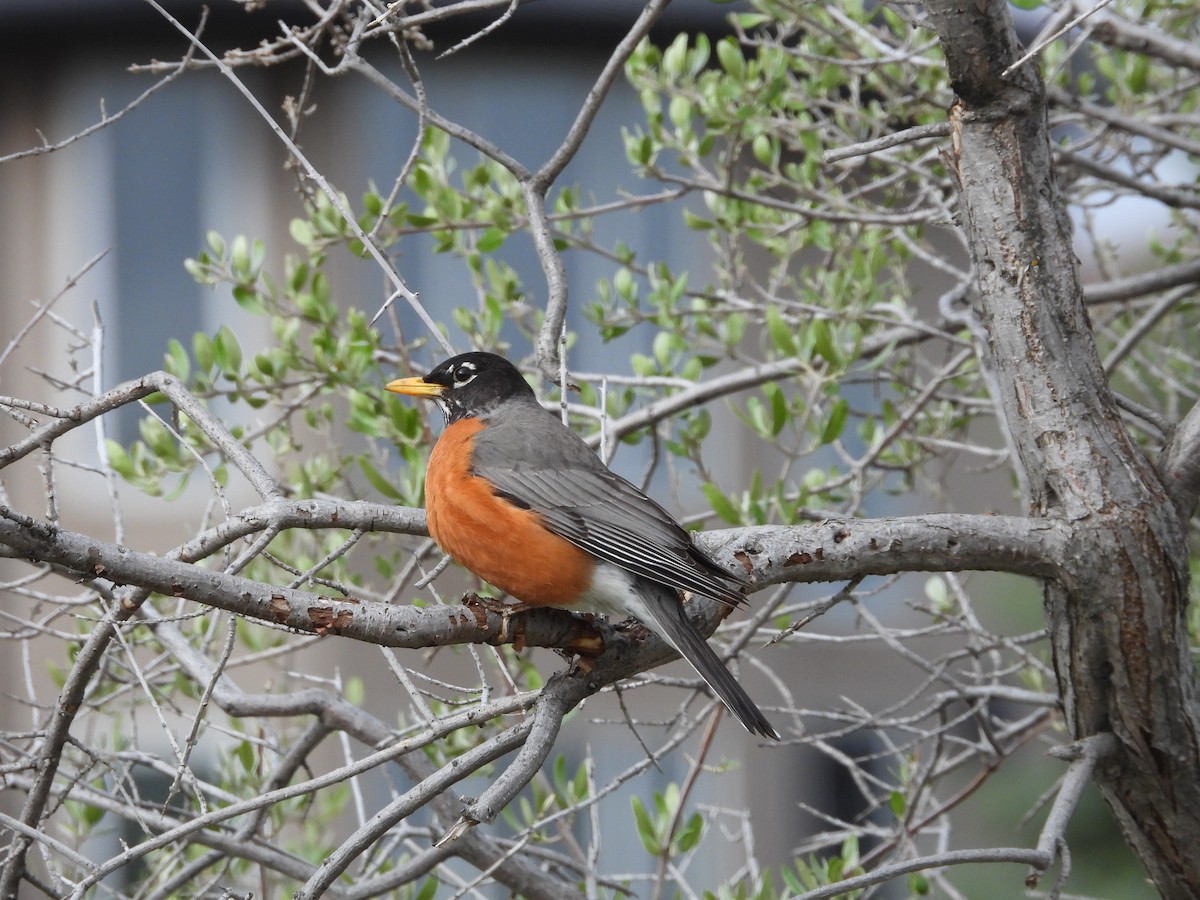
[{"xmin": 924, "ymin": 1, "xmax": 1200, "ymax": 896}]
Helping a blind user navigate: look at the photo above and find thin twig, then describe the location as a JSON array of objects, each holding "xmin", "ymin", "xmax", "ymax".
[
  {"xmin": 141, "ymin": 0, "xmax": 453, "ymax": 355},
  {"xmin": 1001, "ymin": 0, "xmax": 1114, "ymax": 78}
]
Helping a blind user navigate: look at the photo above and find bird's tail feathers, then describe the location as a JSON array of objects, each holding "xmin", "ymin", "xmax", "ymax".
[{"xmin": 635, "ymin": 586, "xmax": 779, "ymax": 740}]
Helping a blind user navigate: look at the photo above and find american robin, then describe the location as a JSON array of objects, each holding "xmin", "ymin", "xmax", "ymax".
[{"xmin": 386, "ymin": 351, "xmax": 779, "ymax": 739}]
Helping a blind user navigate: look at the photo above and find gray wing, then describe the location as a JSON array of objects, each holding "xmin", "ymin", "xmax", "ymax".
[{"xmin": 473, "ymin": 410, "xmax": 747, "ymax": 607}]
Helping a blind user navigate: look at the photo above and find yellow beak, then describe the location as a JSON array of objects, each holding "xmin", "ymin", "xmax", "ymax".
[{"xmin": 385, "ymin": 376, "xmax": 444, "ymax": 398}]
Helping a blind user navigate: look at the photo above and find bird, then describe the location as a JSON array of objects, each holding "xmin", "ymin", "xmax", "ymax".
[{"xmin": 385, "ymin": 351, "xmax": 779, "ymax": 739}]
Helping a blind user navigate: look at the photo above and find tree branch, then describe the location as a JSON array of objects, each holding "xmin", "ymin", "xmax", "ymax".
[
  {"xmin": 702, "ymin": 514, "xmax": 1069, "ymax": 587},
  {"xmin": 0, "ymin": 505, "xmax": 601, "ymax": 656},
  {"xmin": 1160, "ymin": 397, "xmax": 1200, "ymax": 520},
  {"xmin": 1082, "ymin": 257, "xmax": 1200, "ymax": 306},
  {"xmin": 1026, "ymin": 732, "xmax": 1119, "ymax": 891},
  {"xmin": 296, "ymin": 719, "xmax": 533, "ymax": 898},
  {"xmin": 0, "ymin": 371, "xmax": 281, "ymax": 501},
  {"xmin": 1085, "ymin": 3, "xmax": 1200, "ymax": 72}
]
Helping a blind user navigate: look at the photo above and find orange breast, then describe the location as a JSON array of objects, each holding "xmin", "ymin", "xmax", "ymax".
[{"xmin": 425, "ymin": 419, "xmax": 594, "ymax": 607}]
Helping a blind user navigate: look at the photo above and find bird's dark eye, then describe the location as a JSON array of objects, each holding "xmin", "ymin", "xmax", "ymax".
[{"xmin": 452, "ymin": 364, "xmax": 476, "ymax": 385}]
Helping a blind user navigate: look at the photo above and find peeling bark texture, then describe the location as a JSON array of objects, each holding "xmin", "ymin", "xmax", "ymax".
[{"xmin": 925, "ymin": 1, "xmax": 1200, "ymax": 896}]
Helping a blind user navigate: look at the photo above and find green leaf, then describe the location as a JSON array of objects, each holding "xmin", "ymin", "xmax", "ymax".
[
  {"xmin": 163, "ymin": 339, "xmax": 190, "ymax": 380},
  {"xmin": 288, "ymin": 218, "xmax": 314, "ymax": 245},
  {"xmin": 733, "ymin": 12, "xmax": 771, "ymax": 28},
  {"xmin": 702, "ymin": 482, "xmax": 741, "ymax": 524},
  {"xmin": 631, "ymin": 795, "xmax": 661, "ymax": 855},
  {"xmin": 669, "ymin": 95, "xmax": 692, "ymax": 128},
  {"xmin": 716, "ymin": 37, "xmax": 745, "ymax": 79},
  {"xmin": 230, "ymin": 234, "xmax": 250, "ymax": 275},
  {"xmin": 765, "ymin": 306, "xmax": 796, "ymax": 356},
  {"xmin": 213, "ymin": 326, "xmax": 243, "ymax": 376},
  {"xmin": 232, "ymin": 285, "xmax": 266, "ymax": 315},
  {"xmin": 235, "ymin": 739, "xmax": 255, "ymax": 772},
  {"xmin": 781, "ymin": 865, "xmax": 806, "ymax": 894},
  {"xmin": 193, "ymin": 333, "xmax": 214, "ymax": 372},
  {"xmin": 675, "ymin": 812, "xmax": 704, "ymax": 853},
  {"xmin": 357, "ymin": 460, "xmax": 405, "ymax": 504},
  {"xmin": 752, "ymin": 133, "xmax": 776, "ymax": 167},
  {"xmin": 476, "ymin": 227, "xmax": 506, "ymax": 253},
  {"xmin": 820, "ymin": 398, "xmax": 849, "ymax": 445},
  {"xmin": 614, "ymin": 267, "xmax": 636, "ymax": 299},
  {"xmin": 764, "ymin": 383, "xmax": 788, "ymax": 436},
  {"xmin": 810, "ymin": 318, "xmax": 841, "ymax": 366},
  {"xmin": 206, "ymin": 230, "xmax": 226, "ymax": 258},
  {"xmin": 105, "ymin": 440, "xmax": 135, "ymax": 478},
  {"xmin": 663, "ymin": 32, "xmax": 689, "ymax": 78},
  {"xmin": 889, "ymin": 790, "xmax": 906, "ymax": 817}
]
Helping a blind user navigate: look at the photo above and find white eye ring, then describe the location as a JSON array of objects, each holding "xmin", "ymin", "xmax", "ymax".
[{"xmin": 452, "ymin": 363, "xmax": 476, "ymax": 385}]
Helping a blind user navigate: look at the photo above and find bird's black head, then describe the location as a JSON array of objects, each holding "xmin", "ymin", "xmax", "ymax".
[{"xmin": 385, "ymin": 351, "xmax": 537, "ymax": 423}]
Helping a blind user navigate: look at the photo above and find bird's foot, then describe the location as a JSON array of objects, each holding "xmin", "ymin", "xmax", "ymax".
[
  {"xmin": 462, "ymin": 594, "xmax": 529, "ymax": 647},
  {"xmin": 613, "ymin": 617, "xmax": 651, "ymax": 641}
]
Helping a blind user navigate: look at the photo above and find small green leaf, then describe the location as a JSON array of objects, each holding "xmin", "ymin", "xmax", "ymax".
[
  {"xmin": 810, "ymin": 319, "xmax": 841, "ymax": 366},
  {"xmin": 675, "ymin": 812, "xmax": 704, "ymax": 853},
  {"xmin": 765, "ymin": 383, "xmax": 788, "ymax": 436},
  {"xmin": 235, "ymin": 739, "xmax": 255, "ymax": 772},
  {"xmin": 702, "ymin": 482, "xmax": 741, "ymax": 525},
  {"xmin": 232, "ymin": 285, "xmax": 265, "ymax": 315},
  {"xmin": 752, "ymin": 133, "xmax": 775, "ymax": 167},
  {"xmin": 663, "ymin": 33, "xmax": 689, "ymax": 78},
  {"xmin": 163, "ymin": 339, "xmax": 190, "ymax": 380},
  {"xmin": 230, "ymin": 234, "xmax": 250, "ymax": 275},
  {"xmin": 781, "ymin": 864, "xmax": 806, "ymax": 894},
  {"xmin": 105, "ymin": 440, "xmax": 135, "ymax": 478},
  {"xmin": 206, "ymin": 230, "xmax": 226, "ymax": 258},
  {"xmin": 288, "ymin": 218, "xmax": 314, "ymax": 245},
  {"xmin": 733, "ymin": 12, "xmax": 771, "ymax": 28},
  {"xmin": 193, "ymin": 333, "xmax": 214, "ymax": 372},
  {"xmin": 669, "ymin": 95, "xmax": 692, "ymax": 128},
  {"xmin": 765, "ymin": 306, "xmax": 796, "ymax": 356},
  {"xmin": 909, "ymin": 872, "xmax": 930, "ymax": 894},
  {"xmin": 820, "ymin": 398, "xmax": 849, "ymax": 445},
  {"xmin": 357, "ymin": 458, "xmax": 405, "ymax": 501},
  {"xmin": 631, "ymin": 796, "xmax": 661, "ymax": 855},
  {"xmin": 614, "ymin": 267, "xmax": 636, "ymax": 299},
  {"xmin": 213, "ymin": 326, "xmax": 243, "ymax": 376},
  {"xmin": 716, "ymin": 37, "xmax": 745, "ymax": 78},
  {"xmin": 476, "ymin": 227, "xmax": 506, "ymax": 253}
]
